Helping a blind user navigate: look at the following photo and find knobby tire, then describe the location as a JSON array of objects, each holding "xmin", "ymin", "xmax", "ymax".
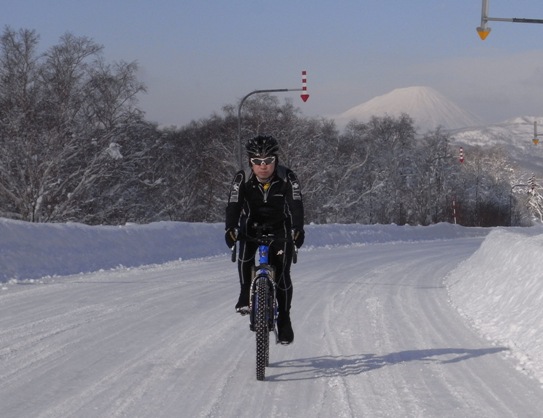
[{"xmin": 255, "ymin": 278, "xmax": 269, "ymax": 381}]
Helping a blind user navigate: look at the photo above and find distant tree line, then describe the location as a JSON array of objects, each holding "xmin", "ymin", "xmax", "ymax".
[{"xmin": 0, "ymin": 27, "xmax": 540, "ymax": 226}]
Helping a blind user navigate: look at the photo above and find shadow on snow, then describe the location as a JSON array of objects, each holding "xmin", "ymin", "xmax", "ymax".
[{"xmin": 267, "ymin": 346, "xmax": 509, "ymax": 382}]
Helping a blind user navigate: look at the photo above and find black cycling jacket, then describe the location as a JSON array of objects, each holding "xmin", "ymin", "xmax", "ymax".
[{"xmin": 225, "ymin": 165, "xmax": 304, "ymax": 234}]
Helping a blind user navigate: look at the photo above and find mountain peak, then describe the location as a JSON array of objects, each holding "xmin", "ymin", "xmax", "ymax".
[{"xmin": 336, "ymin": 86, "xmax": 484, "ymax": 132}]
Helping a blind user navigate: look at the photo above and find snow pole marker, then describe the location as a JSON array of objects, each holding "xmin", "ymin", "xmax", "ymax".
[{"xmin": 300, "ymin": 70, "xmax": 309, "ymax": 102}]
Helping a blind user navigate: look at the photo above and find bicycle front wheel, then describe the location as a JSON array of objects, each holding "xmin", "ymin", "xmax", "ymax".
[{"xmin": 255, "ymin": 278, "xmax": 270, "ymax": 381}]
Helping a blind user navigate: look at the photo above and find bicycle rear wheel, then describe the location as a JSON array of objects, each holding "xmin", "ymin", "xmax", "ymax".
[{"xmin": 255, "ymin": 277, "xmax": 270, "ymax": 381}]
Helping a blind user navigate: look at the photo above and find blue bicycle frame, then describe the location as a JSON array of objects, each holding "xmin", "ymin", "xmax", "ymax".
[
  {"xmin": 251, "ymin": 239, "xmax": 276, "ymax": 322},
  {"xmin": 257, "ymin": 243, "xmax": 270, "ymax": 268}
]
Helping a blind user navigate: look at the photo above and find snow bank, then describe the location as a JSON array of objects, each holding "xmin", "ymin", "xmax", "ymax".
[
  {"xmin": 0, "ymin": 219, "xmax": 226, "ymax": 282},
  {"xmin": 446, "ymin": 227, "xmax": 543, "ymax": 384},
  {"xmin": 0, "ymin": 219, "xmax": 487, "ymax": 282}
]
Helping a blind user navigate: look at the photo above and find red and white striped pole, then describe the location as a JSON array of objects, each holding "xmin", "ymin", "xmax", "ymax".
[
  {"xmin": 459, "ymin": 147, "xmax": 464, "ymax": 163},
  {"xmin": 300, "ymin": 70, "xmax": 309, "ymax": 102}
]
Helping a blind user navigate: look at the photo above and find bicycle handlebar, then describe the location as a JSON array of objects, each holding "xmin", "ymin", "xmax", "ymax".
[
  {"xmin": 230, "ymin": 234, "xmax": 298, "ymax": 264},
  {"xmin": 241, "ymin": 234, "xmax": 294, "ymax": 245}
]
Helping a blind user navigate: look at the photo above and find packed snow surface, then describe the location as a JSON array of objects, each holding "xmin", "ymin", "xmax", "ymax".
[{"xmin": 1, "ymin": 218, "xmax": 543, "ymax": 417}]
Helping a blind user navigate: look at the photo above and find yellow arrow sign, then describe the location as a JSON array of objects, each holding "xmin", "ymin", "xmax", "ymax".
[{"xmin": 477, "ymin": 26, "xmax": 491, "ymax": 40}]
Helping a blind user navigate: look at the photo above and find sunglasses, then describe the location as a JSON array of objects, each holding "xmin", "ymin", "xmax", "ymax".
[{"xmin": 250, "ymin": 156, "xmax": 276, "ymax": 166}]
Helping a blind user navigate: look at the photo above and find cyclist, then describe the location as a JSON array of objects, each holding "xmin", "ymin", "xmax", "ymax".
[{"xmin": 225, "ymin": 135, "xmax": 305, "ymax": 344}]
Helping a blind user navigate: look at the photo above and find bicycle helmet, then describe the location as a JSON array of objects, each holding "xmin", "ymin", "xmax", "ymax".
[{"xmin": 245, "ymin": 135, "xmax": 279, "ymax": 157}]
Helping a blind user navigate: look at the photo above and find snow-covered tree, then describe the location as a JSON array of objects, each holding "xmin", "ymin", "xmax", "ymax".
[{"xmin": 0, "ymin": 27, "xmax": 148, "ymax": 223}]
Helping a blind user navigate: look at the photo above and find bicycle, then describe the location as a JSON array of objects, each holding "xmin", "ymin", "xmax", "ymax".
[{"xmin": 231, "ymin": 227, "xmax": 297, "ymax": 381}]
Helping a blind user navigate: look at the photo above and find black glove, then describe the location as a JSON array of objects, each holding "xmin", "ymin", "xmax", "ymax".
[
  {"xmin": 292, "ymin": 228, "xmax": 305, "ymax": 248},
  {"xmin": 225, "ymin": 228, "xmax": 238, "ymax": 248}
]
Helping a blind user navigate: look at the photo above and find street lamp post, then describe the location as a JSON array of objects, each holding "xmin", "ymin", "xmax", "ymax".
[
  {"xmin": 237, "ymin": 88, "xmax": 301, "ymax": 169},
  {"xmin": 477, "ymin": 0, "xmax": 543, "ymax": 40}
]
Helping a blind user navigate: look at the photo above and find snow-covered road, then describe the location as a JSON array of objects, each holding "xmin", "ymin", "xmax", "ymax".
[{"xmin": 2, "ymin": 236, "xmax": 542, "ymax": 417}]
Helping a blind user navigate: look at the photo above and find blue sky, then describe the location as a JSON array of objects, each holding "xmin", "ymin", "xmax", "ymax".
[{"xmin": 4, "ymin": 1, "xmax": 543, "ymax": 127}]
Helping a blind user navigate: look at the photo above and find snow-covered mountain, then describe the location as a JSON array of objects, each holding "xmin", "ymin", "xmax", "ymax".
[
  {"xmin": 333, "ymin": 86, "xmax": 543, "ymax": 173},
  {"xmin": 450, "ymin": 116, "xmax": 543, "ymax": 173},
  {"xmin": 335, "ymin": 86, "xmax": 484, "ymax": 132}
]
